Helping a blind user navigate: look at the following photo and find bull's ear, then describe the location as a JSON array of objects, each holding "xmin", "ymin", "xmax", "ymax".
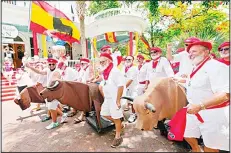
[{"xmin": 47, "ymin": 80, "xmax": 60, "ymax": 90}]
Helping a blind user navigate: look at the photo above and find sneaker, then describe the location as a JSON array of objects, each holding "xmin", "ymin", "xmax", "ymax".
[
  {"xmin": 45, "ymin": 122, "xmax": 59, "ymax": 130},
  {"xmin": 111, "ymin": 137, "xmax": 123, "ymax": 148},
  {"xmin": 41, "ymin": 116, "xmax": 51, "ymax": 122},
  {"xmin": 128, "ymin": 113, "xmax": 137, "ymax": 123},
  {"xmin": 60, "ymin": 113, "xmax": 68, "ymax": 124}
]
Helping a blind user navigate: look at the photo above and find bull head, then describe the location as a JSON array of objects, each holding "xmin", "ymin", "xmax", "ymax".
[
  {"xmin": 47, "ymin": 80, "xmax": 60, "ymax": 90},
  {"xmin": 121, "ymin": 96, "xmax": 156, "ymax": 113}
]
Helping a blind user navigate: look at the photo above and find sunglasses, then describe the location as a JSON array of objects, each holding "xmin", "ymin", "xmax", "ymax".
[
  {"xmin": 126, "ymin": 59, "xmax": 132, "ymax": 61},
  {"xmin": 49, "ymin": 64, "xmax": 55, "ymax": 66},
  {"xmin": 219, "ymin": 48, "xmax": 229, "ymax": 52},
  {"xmin": 150, "ymin": 51, "xmax": 158, "ymax": 54},
  {"xmin": 99, "ymin": 60, "xmax": 107, "ymax": 65},
  {"xmin": 185, "ymin": 44, "xmax": 189, "ymax": 46}
]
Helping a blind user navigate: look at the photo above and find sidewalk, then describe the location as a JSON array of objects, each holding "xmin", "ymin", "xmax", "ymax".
[{"xmin": 2, "ymin": 101, "xmax": 188, "ymax": 152}]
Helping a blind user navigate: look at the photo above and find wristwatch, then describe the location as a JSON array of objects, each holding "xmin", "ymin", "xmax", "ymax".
[{"xmin": 200, "ymin": 103, "xmax": 206, "ymax": 110}]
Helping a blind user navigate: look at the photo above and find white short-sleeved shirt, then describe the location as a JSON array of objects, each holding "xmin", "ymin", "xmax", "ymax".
[
  {"xmin": 146, "ymin": 57, "xmax": 174, "ymax": 81},
  {"xmin": 16, "ymin": 72, "xmax": 33, "ymax": 87},
  {"xmin": 61, "ymin": 67, "xmax": 77, "ymax": 81},
  {"xmin": 46, "ymin": 68, "xmax": 60, "ymax": 86},
  {"xmin": 172, "ymin": 51, "xmax": 193, "ymax": 76},
  {"xmin": 101, "ymin": 67, "xmax": 125, "ymax": 100},
  {"xmin": 137, "ymin": 63, "xmax": 148, "ymax": 83},
  {"xmin": 122, "ymin": 66, "xmax": 138, "ymax": 91},
  {"xmin": 78, "ymin": 67, "xmax": 91, "ymax": 84},
  {"xmin": 186, "ymin": 59, "xmax": 229, "ymax": 106}
]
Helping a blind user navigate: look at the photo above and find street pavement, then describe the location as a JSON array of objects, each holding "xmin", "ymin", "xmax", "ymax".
[{"xmin": 2, "ymin": 101, "xmax": 188, "ymax": 152}]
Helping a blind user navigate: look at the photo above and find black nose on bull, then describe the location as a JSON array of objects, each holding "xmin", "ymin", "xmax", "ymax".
[{"xmin": 40, "ymin": 92, "xmax": 43, "ymax": 96}]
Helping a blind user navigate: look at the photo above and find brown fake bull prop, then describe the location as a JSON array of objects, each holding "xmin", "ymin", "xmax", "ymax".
[
  {"xmin": 14, "ymin": 84, "xmax": 45, "ymax": 110},
  {"xmin": 39, "ymin": 81, "xmax": 111, "ymax": 132},
  {"xmin": 122, "ymin": 77, "xmax": 187, "ymax": 131}
]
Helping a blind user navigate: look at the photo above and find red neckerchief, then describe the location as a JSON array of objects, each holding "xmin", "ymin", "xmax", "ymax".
[
  {"xmin": 125, "ymin": 64, "xmax": 133, "ymax": 73},
  {"xmin": 218, "ymin": 58, "xmax": 230, "ymax": 66},
  {"xmin": 190, "ymin": 57, "xmax": 210, "ymax": 79},
  {"xmin": 103, "ymin": 63, "xmax": 113, "ymax": 80},
  {"xmin": 84, "ymin": 65, "xmax": 89, "ymax": 71},
  {"xmin": 152, "ymin": 57, "xmax": 161, "ymax": 69},
  {"xmin": 138, "ymin": 64, "xmax": 143, "ymax": 71},
  {"xmin": 61, "ymin": 66, "xmax": 67, "ymax": 76},
  {"xmin": 77, "ymin": 68, "xmax": 81, "ymax": 72}
]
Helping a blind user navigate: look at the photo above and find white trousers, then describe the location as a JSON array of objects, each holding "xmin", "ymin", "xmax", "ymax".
[
  {"xmin": 100, "ymin": 98, "xmax": 123, "ymax": 119},
  {"xmin": 45, "ymin": 99, "xmax": 59, "ymax": 110},
  {"xmin": 184, "ymin": 107, "xmax": 229, "ymax": 151}
]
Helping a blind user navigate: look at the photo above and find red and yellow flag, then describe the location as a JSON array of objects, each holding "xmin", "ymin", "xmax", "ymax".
[
  {"xmin": 105, "ymin": 32, "xmax": 117, "ymax": 43},
  {"xmin": 140, "ymin": 35, "xmax": 150, "ymax": 50},
  {"xmin": 30, "ymin": 1, "xmax": 80, "ymax": 43}
]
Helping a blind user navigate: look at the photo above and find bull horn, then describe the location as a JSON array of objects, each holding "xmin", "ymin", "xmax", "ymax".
[
  {"xmin": 145, "ymin": 103, "xmax": 156, "ymax": 113},
  {"xmin": 47, "ymin": 81, "xmax": 59, "ymax": 89},
  {"xmin": 121, "ymin": 96, "xmax": 134, "ymax": 103}
]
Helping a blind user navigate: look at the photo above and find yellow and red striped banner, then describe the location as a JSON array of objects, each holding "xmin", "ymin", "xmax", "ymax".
[
  {"xmin": 30, "ymin": 1, "xmax": 80, "ymax": 43},
  {"xmin": 105, "ymin": 32, "xmax": 117, "ymax": 43},
  {"xmin": 140, "ymin": 35, "xmax": 150, "ymax": 50}
]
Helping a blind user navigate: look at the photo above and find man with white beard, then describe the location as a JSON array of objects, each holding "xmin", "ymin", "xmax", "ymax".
[
  {"xmin": 122, "ymin": 55, "xmax": 138, "ymax": 123},
  {"xmin": 99, "ymin": 52, "xmax": 125, "ymax": 147},
  {"xmin": 217, "ymin": 42, "xmax": 230, "ymax": 66},
  {"xmin": 73, "ymin": 58, "xmax": 94, "ymax": 123},
  {"xmin": 183, "ymin": 41, "xmax": 229, "ymax": 152},
  {"xmin": 145, "ymin": 47, "xmax": 174, "ymax": 90}
]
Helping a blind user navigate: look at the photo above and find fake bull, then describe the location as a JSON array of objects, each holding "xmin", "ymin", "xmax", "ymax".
[
  {"xmin": 122, "ymin": 77, "xmax": 187, "ymax": 131},
  {"xmin": 40, "ymin": 81, "xmax": 110, "ymax": 132},
  {"xmin": 14, "ymin": 83, "xmax": 45, "ymax": 110}
]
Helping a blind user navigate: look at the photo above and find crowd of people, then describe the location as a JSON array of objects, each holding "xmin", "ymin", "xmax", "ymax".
[{"xmin": 2, "ymin": 37, "xmax": 229, "ymax": 151}]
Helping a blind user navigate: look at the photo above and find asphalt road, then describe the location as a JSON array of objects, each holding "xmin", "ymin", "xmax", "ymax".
[{"xmin": 2, "ymin": 101, "xmax": 188, "ymax": 152}]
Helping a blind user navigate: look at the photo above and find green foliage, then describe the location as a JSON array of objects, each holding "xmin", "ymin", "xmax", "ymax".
[{"xmin": 87, "ymin": 1, "xmax": 122, "ymax": 16}]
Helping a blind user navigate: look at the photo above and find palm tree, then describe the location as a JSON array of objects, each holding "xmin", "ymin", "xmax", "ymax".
[{"xmin": 76, "ymin": 1, "xmax": 87, "ymax": 58}]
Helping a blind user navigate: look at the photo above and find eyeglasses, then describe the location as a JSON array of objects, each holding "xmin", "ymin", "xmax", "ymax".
[
  {"xmin": 49, "ymin": 64, "xmax": 55, "ymax": 66},
  {"xmin": 219, "ymin": 48, "xmax": 229, "ymax": 52},
  {"xmin": 125, "ymin": 59, "xmax": 132, "ymax": 61},
  {"xmin": 101, "ymin": 49, "xmax": 108, "ymax": 53},
  {"xmin": 150, "ymin": 51, "xmax": 158, "ymax": 54},
  {"xmin": 99, "ymin": 60, "xmax": 107, "ymax": 65}
]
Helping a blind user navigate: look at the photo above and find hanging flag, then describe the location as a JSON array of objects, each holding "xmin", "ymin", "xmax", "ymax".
[
  {"xmin": 140, "ymin": 35, "xmax": 150, "ymax": 50},
  {"xmin": 105, "ymin": 32, "xmax": 118, "ymax": 43},
  {"xmin": 30, "ymin": 1, "xmax": 80, "ymax": 43},
  {"xmin": 41, "ymin": 34, "xmax": 48, "ymax": 58}
]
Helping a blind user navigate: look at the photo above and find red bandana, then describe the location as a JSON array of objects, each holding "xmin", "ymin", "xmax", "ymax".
[
  {"xmin": 152, "ymin": 57, "xmax": 161, "ymax": 69},
  {"xmin": 84, "ymin": 66, "xmax": 89, "ymax": 71},
  {"xmin": 103, "ymin": 63, "xmax": 113, "ymax": 80},
  {"xmin": 125, "ymin": 64, "xmax": 133, "ymax": 73},
  {"xmin": 138, "ymin": 64, "xmax": 143, "ymax": 71},
  {"xmin": 77, "ymin": 68, "xmax": 81, "ymax": 72},
  {"xmin": 190, "ymin": 57, "xmax": 210, "ymax": 79}
]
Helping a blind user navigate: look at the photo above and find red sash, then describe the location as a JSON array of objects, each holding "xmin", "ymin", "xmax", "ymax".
[
  {"xmin": 190, "ymin": 57, "xmax": 210, "ymax": 79},
  {"xmin": 103, "ymin": 63, "xmax": 113, "ymax": 80}
]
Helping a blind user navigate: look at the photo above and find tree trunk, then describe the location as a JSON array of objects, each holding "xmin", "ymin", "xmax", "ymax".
[{"xmin": 76, "ymin": 1, "xmax": 87, "ymax": 58}]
